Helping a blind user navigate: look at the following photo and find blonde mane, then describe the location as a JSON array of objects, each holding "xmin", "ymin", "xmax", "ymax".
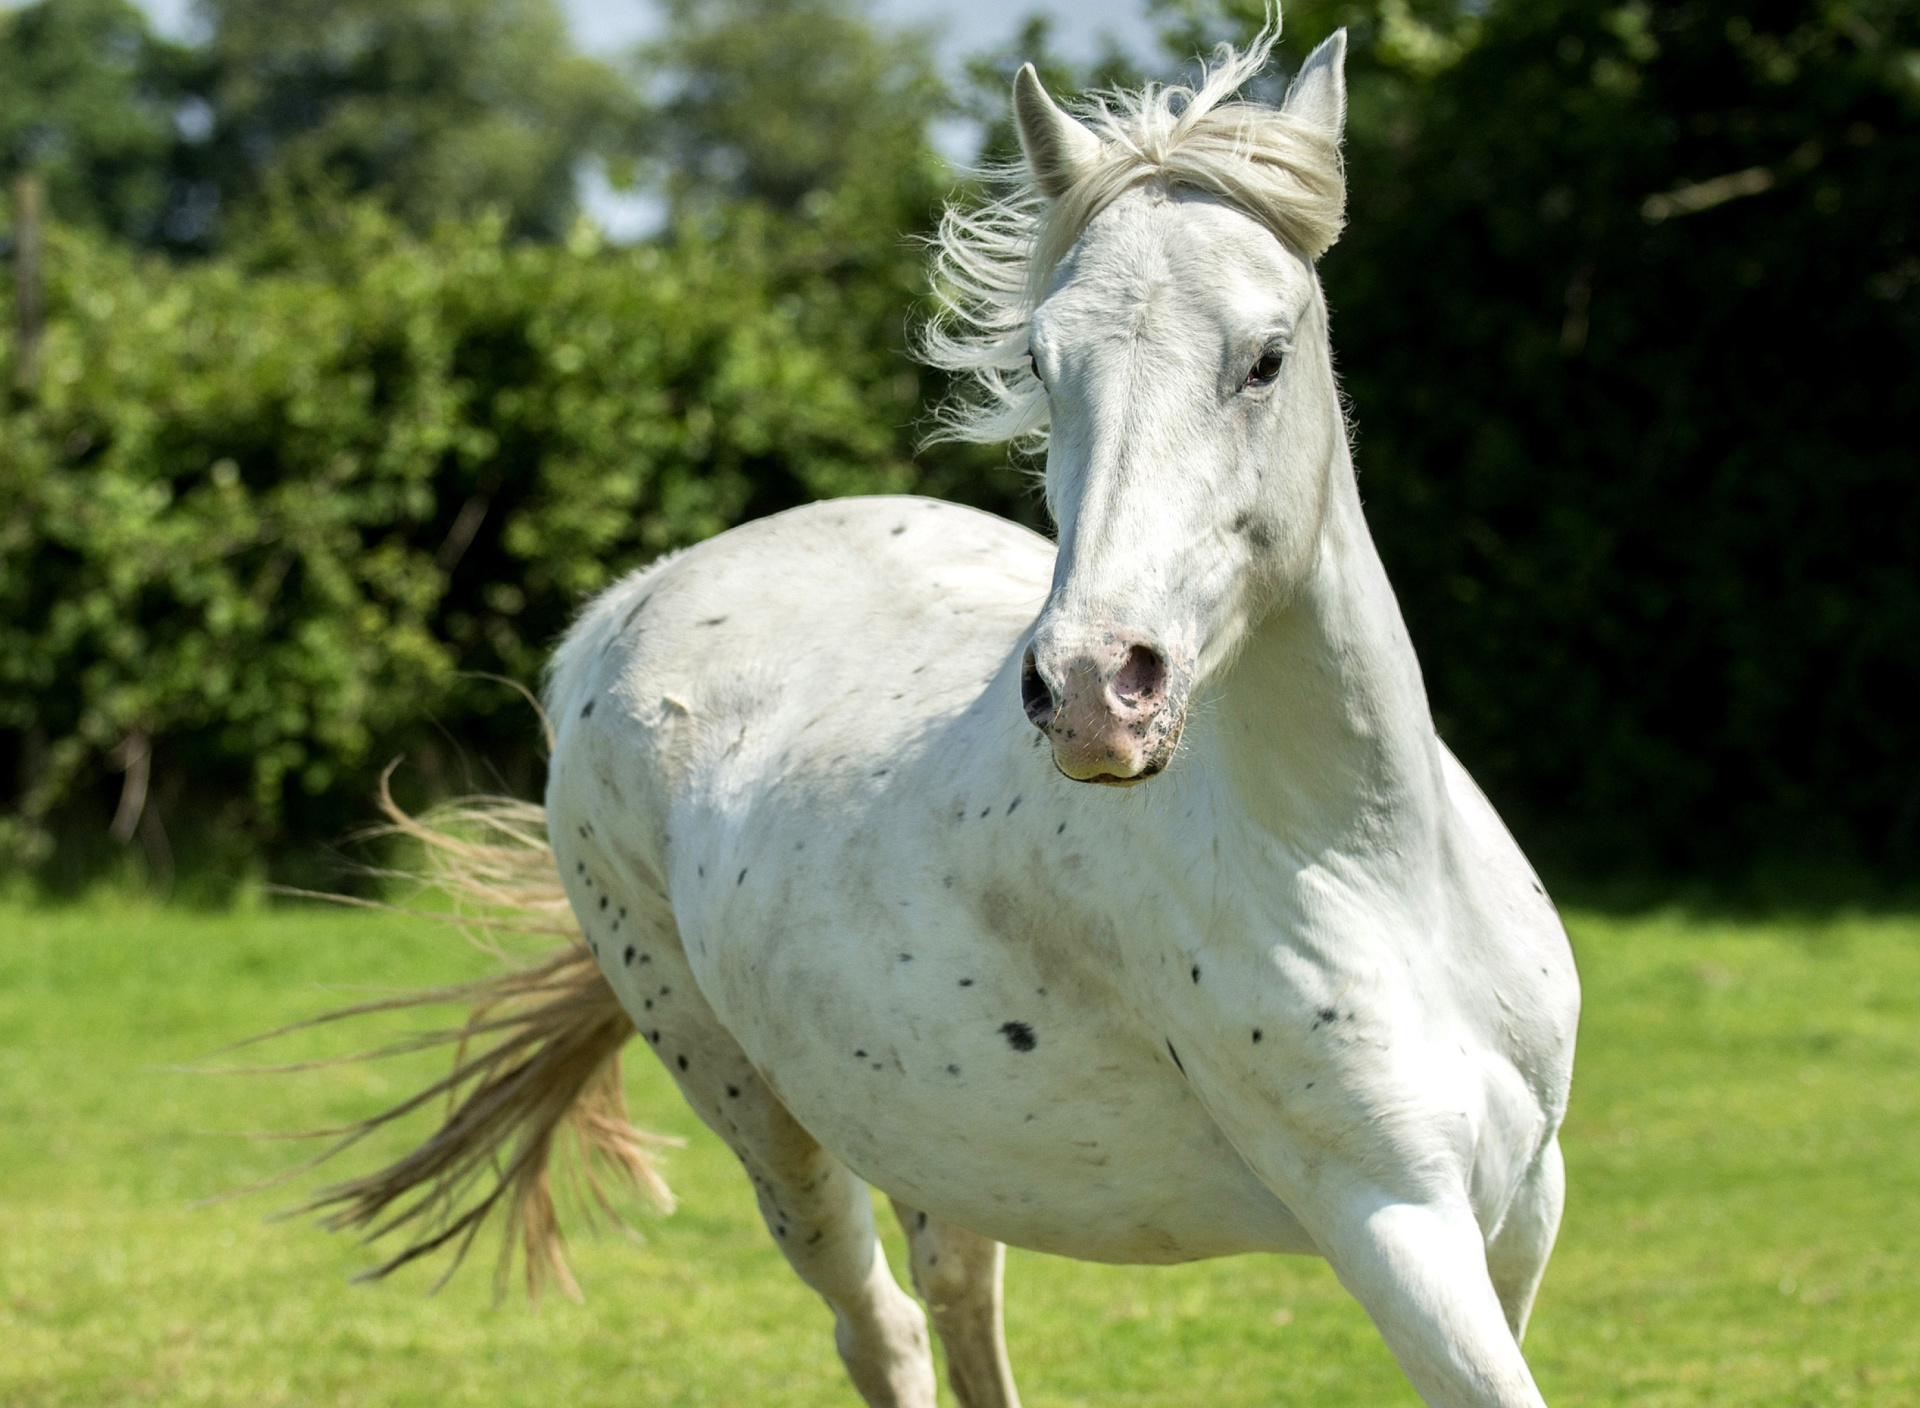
[{"xmin": 920, "ymin": 26, "xmax": 1346, "ymax": 448}]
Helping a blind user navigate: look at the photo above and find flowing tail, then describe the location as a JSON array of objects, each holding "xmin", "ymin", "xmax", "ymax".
[{"xmin": 263, "ymin": 780, "xmax": 676, "ymax": 1300}]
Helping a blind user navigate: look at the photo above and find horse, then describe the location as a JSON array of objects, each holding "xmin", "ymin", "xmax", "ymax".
[{"xmin": 299, "ymin": 28, "xmax": 1578, "ymax": 1408}]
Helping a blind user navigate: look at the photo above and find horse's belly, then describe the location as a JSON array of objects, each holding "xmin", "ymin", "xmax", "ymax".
[{"xmin": 687, "ymin": 897, "xmax": 1312, "ymax": 1264}]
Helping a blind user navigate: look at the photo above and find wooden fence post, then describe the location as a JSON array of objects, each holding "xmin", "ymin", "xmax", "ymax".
[{"xmin": 12, "ymin": 168, "xmax": 43, "ymax": 388}]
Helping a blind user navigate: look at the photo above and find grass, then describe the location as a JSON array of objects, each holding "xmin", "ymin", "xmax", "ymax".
[{"xmin": 1, "ymin": 900, "xmax": 1916, "ymax": 1406}]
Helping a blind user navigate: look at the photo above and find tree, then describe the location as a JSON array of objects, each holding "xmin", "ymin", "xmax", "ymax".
[
  {"xmin": 0, "ymin": 0, "xmax": 984, "ymax": 891},
  {"xmin": 632, "ymin": 0, "xmax": 1037, "ymax": 524},
  {"xmin": 0, "ymin": 0, "xmax": 181, "ymax": 241},
  {"xmin": 161, "ymin": 0, "xmax": 639, "ymax": 246},
  {"xmin": 1170, "ymin": 0, "xmax": 1920, "ymax": 882},
  {"xmin": 0, "ymin": 207, "xmax": 919, "ymax": 889},
  {"xmin": 638, "ymin": 0, "xmax": 946, "ymax": 216}
]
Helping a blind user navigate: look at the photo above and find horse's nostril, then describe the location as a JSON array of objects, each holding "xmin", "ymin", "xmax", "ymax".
[
  {"xmin": 1111, "ymin": 645, "xmax": 1167, "ymax": 707},
  {"xmin": 1020, "ymin": 650, "xmax": 1055, "ymax": 729}
]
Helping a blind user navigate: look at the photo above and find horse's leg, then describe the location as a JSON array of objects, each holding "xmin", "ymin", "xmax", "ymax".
[
  {"xmin": 889, "ymin": 1200, "xmax": 1022, "ymax": 1408},
  {"xmin": 642, "ymin": 980, "xmax": 935, "ymax": 1406},
  {"xmin": 577, "ymin": 876, "xmax": 934, "ymax": 1408},
  {"xmin": 735, "ymin": 1111, "xmax": 936, "ymax": 1408},
  {"xmin": 1485, "ymin": 1138, "xmax": 1565, "ymax": 1341},
  {"xmin": 1304, "ymin": 1190, "xmax": 1549, "ymax": 1407}
]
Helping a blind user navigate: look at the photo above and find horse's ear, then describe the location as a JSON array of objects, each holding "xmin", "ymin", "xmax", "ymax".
[
  {"xmin": 1283, "ymin": 29, "xmax": 1348, "ymax": 142},
  {"xmin": 1013, "ymin": 63, "xmax": 1101, "ymax": 199}
]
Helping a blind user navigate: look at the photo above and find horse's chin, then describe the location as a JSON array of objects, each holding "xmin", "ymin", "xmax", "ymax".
[
  {"xmin": 1067, "ymin": 769, "xmax": 1154, "ymax": 788},
  {"xmin": 1048, "ymin": 720, "xmax": 1183, "ymax": 787}
]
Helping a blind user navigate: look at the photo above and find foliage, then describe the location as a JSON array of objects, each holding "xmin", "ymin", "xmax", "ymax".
[
  {"xmin": 633, "ymin": 0, "xmax": 1038, "ymax": 529},
  {"xmin": 0, "ymin": 0, "xmax": 184, "ymax": 240},
  {"xmin": 4, "ymin": 0, "xmax": 1918, "ymax": 889},
  {"xmin": 639, "ymin": 0, "xmax": 946, "ymax": 216},
  {"xmin": 0, "ymin": 208, "xmax": 914, "ymax": 883},
  {"xmin": 168, "ymin": 0, "xmax": 640, "ymax": 245},
  {"xmin": 4, "ymin": 900, "xmax": 1918, "ymax": 1402},
  {"xmin": 0, "ymin": 0, "xmax": 638, "ymax": 247},
  {"xmin": 1168, "ymin": 0, "xmax": 1920, "ymax": 881},
  {"xmin": 0, "ymin": 0, "xmax": 1037, "ymax": 893}
]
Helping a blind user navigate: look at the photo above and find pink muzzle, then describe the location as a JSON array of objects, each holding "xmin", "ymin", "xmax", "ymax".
[{"xmin": 1022, "ymin": 635, "xmax": 1186, "ymax": 784}]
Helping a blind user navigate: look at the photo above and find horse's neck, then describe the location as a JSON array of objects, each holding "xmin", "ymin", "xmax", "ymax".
[{"xmin": 1206, "ymin": 445, "xmax": 1446, "ymax": 875}]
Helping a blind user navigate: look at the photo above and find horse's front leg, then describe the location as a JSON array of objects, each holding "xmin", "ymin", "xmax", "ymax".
[
  {"xmin": 1188, "ymin": 1051, "xmax": 1551, "ymax": 1406},
  {"xmin": 1307, "ymin": 1187, "xmax": 1549, "ymax": 1408}
]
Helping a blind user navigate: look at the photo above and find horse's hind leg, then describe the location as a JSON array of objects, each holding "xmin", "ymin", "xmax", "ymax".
[
  {"xmin": 739, "ymin": 1112, "xmax": 936, "ymax": 1407},
  {"xmin": 890, "ymin": 1201, "xmax": 1022, "ymax": 1408},
  {"xmin": 571, "ymin": 863, "xmax": 934, "ymax": 1407}
]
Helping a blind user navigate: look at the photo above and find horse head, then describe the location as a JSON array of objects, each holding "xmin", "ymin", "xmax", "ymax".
[{"xmin": 929, "ymin": 30, "xmax": 1351, "ymax": 785}]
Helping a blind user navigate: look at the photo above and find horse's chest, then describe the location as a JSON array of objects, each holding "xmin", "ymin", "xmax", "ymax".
[{"xmin": 679, "ymin": 848, "xmax": 1308, "ymax": 1262}]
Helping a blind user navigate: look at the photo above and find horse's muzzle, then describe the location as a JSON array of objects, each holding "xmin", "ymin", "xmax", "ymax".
[{"xmin": 1022, "ymin": 636, "xmax": 1187, "ymax": 785}]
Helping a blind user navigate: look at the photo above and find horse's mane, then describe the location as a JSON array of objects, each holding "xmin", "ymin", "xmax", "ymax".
[{"xmin": 919, "ymin": 25, "xmax": 1346, "ymax": 449}]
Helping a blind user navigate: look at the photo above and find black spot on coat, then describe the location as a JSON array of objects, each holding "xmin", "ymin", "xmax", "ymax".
[{"xmin": 999, "ymin": 1021, "xmax": 1036, "ymax": 1052}]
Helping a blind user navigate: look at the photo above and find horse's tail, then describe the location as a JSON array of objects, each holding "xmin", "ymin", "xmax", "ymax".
[{"xmin": 266, "ymin": 777, "xmax": 675, "ymax": 1301}]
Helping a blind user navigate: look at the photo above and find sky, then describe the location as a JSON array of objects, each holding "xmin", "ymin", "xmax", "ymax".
[
  {"xmin": 122, "ymin": 0, "xmax": 1164, "ymax": 238},
  {"xmin": 576, "ymin": 0, "xmax": 1159, "ymax": 65}
]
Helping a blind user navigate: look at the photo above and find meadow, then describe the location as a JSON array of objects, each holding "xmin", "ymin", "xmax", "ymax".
[{"xmin": 1, "ymin": 899, "xmax": 1915, "ymax": 1406}]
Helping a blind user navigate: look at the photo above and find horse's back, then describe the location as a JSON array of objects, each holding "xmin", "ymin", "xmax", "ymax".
[
  {"xmin": 568, "ymin": 495, "xmax": 1049, "ymax": 661},
  {"xmin": 551, "ymin": 497, "xmax": 1049, "ymax": 760},
  {"xmin": 544, "ymin": 496, "xmax": 1054, "ymax": 899}
]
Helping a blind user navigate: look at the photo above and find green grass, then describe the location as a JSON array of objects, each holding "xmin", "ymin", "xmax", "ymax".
[{"xmin": 1, "ymin": 901, "xmax": 1916, "ymax": 1406}]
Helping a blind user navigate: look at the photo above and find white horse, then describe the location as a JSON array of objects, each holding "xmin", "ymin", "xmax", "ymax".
[{"xmin": 315, "ymin": 29, "xmax": 1577, "ymax": 1408}]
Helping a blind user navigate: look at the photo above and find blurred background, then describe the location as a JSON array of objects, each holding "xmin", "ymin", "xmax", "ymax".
[{"xmin": 2, "ymin": 0, "xmax": 1916, "ymax": 903}]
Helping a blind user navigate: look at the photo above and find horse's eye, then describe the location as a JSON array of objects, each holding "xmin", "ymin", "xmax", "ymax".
[
  {"xmin": 1027, "ymin": 351, "xmax": 1041, "ymax": 382},
  {"xmin": 1246, "ymin": 350, "xmax": 1285, "ymax": 388}
]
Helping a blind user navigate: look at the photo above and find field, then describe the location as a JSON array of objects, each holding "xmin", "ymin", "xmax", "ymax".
[{"xmin": 2, "ymin": 900, "xmax": 1916, "ymax": 1406}]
